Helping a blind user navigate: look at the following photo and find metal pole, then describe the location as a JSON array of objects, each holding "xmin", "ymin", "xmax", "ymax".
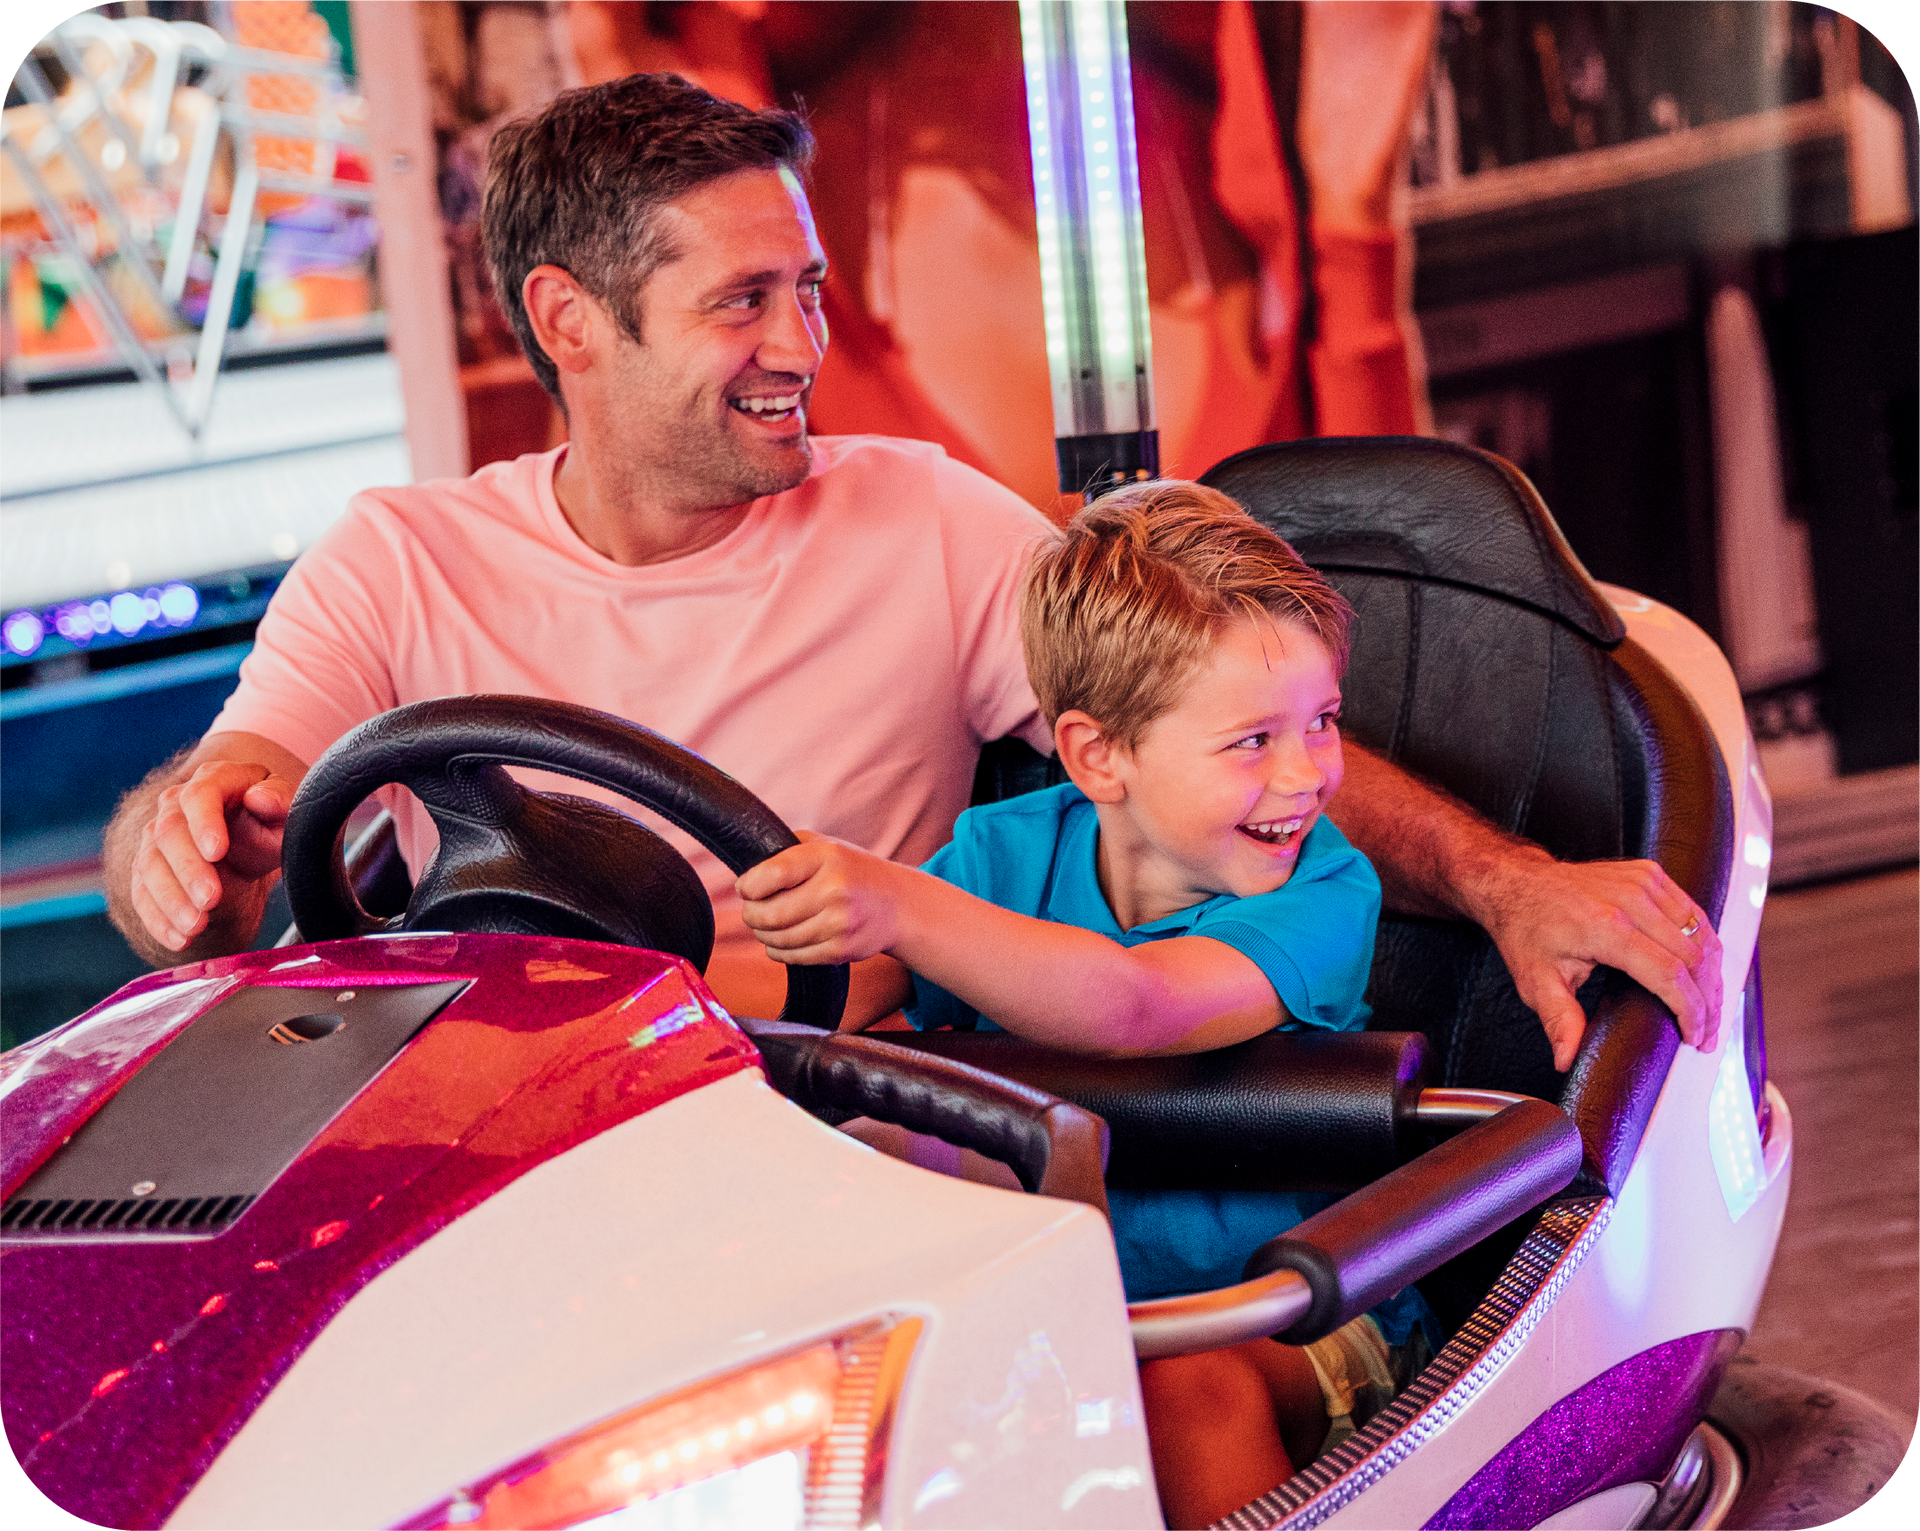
[{"xmin": 1018, "ymin": 0, "xmax": 1159, "ymax": 500}]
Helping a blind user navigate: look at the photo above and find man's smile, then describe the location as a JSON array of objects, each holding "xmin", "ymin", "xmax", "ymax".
[{"xmin": 728, "ymin": 379, "xmax": 810, "ymax": 424}]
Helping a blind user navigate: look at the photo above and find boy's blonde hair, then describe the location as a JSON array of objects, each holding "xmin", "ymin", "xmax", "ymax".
[{"xmin": 1022, "ymin": 481, "xmax": 1353, "ymax": 748}]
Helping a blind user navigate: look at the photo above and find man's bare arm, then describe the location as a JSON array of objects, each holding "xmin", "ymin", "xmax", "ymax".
[
  {"xmin": 1328, "ymin": 741, "xmax": 1723, "ymax": 1071},
  {"xmin": 104, "ymin": 731, "xmax": 308, "ymax": 967}
]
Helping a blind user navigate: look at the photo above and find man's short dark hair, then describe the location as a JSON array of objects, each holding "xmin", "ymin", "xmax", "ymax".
[{"xmin": 483, "ymin": 74, "xmax": 814, "ymax": 399}]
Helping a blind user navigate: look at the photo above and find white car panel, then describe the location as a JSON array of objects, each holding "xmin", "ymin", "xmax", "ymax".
[{"xmin": 168, "ymin": 1070, "xmax": 1158, "ymax": 1530}]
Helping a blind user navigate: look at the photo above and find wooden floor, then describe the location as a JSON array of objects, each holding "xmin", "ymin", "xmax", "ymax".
[{"xmin": 1743, "ymin": 866, "xmax": 1918, "ymax": 1434}]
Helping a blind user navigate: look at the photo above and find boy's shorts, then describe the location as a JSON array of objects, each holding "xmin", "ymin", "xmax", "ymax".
[{"xmin": 1301, "ymin": 1312, "xmax": 1434, "ymax": 1455}]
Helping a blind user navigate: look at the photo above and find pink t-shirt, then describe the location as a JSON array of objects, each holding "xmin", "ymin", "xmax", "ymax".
[{"xmin": 213, "ymin": 435, "xmax": 1054, "ymax": 968}]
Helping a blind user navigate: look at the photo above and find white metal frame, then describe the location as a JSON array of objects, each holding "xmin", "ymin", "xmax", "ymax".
[{"xmin": 1, "ymin": 12, "xmax": 371, "ymax": 437}]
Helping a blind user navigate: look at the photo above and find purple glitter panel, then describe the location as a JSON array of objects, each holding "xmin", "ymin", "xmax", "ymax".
[
  {"xmin": 2, "ymin": 934, "xmax": 758, "ymax": 1530},
  {"xmin": 1425, "ymin": 1329, "xmax": 1741, "ymax": 1528}
]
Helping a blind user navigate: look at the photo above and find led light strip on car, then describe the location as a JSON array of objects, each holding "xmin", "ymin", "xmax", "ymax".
[
  {"xmin": 403, "ymin": 1316, "xmax": 922, "ymax": 1531},
  {"xmin": 1017, "ymin": 0, "xmax": 1160, "ymax": 494},
  {"xmin": 1215, "ymin": 1196, "xmax": 1613, "ymax": 1531}
]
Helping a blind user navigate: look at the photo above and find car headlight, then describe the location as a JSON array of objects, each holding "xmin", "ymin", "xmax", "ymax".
[{"xmin": 403, "ymin": 1316, "xmax": 923, "ymax": 1531}]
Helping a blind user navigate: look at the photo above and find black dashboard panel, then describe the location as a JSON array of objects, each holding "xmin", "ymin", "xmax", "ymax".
[{"xmin": 2, "ymin": 981, "xmax": 466, "ymax": 1236}]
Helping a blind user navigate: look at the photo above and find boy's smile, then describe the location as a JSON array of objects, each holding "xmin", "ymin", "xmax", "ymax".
[{"xmin": 1090, "ymin": 615, "xmax": 1344, "ymax": 929}]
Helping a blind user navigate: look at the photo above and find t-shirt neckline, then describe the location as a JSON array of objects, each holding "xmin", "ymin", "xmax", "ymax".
[{"xmin": 532, "ymin": 439, "xmax": 840, "ymax": 580}]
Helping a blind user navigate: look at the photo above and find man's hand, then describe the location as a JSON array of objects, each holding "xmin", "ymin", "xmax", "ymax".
[
  {"xmin": 129, "ymin": 762, "xmax": 295, "ymax": 954},
  {"xmin": 1466, "ymin": 849, "xmax": 1722, "ymax": 1073},
  {"xmin": 737, "ymin": 833, "xmax": 906, "ymax": 967},
  {"xmin": 1330, "ymin": 742, "xmax": 1724, "ymax": 1071},
  {"xmin": 105, "ymin": 732, "xmax": 308, "ymax": 967}
]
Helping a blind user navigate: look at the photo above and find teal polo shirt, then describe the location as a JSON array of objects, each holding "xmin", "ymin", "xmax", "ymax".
[
  {"xmin": 907, "ymin": 782, "xmax": 1381, "ymax": 1039},
  {"xmin": 906, "ymin": 784, "xmax": 1409, "ymax": 1313}
]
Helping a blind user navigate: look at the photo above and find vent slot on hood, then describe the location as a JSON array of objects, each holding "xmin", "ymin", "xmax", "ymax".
[
  {"xmin": 2, "ymin": 979, "xmax": 467, "ymax": 1239},
  {"xmin": 2, "ymin": 1194, "xmax": 254, "ymax": 1233}
]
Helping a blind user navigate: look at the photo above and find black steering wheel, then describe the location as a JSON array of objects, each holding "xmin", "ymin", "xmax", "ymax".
[{"xmin": 281, "ymin": 696, "xmax": 848, "ymax": 1031}]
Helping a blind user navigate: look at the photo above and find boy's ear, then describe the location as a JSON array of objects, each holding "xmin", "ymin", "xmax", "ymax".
[{"xmin": 1055, "ymin": 711, "xmax": 1128, "ymax": 803}]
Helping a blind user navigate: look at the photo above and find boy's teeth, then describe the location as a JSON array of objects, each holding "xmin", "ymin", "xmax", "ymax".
[{"xmin": 1241, "ymin": 817, "xmax": 1306, "ymax": 845}]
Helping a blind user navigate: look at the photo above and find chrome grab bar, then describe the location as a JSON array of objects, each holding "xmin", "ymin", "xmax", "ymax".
[
  {"xmin": 1128, "ymin": 1268, "xmax": 1313, "ymax": 1361},
  {"xmin": 1413, "ymin": 1087, "xmax": 1531, "ymax": 1127},
  {"xmin": 1125, "ymin": 1087, "xmax": 1540, "ymax": 1358}
]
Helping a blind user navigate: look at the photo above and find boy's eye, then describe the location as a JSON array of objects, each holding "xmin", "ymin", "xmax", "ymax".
[
  {"xmin": 1308, "ymin": 710, "xmax": 1340, "ymax": 734},
  {"xmin": 1230, "ymin": 732, "xmax": 1269, "ymax": 752}
]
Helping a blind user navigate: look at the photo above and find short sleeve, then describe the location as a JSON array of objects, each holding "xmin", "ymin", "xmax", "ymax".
[
  {"xmin": 1189, "ymin": 822, "xmax": 1381, "ymax": 1032},
  {"xmin": 933, "ymin": 456, "xmax": 1056, "ymax": 755},
  {"xmin": 207, "ymin": 498, "xmax": 401, "ymax": 767}
]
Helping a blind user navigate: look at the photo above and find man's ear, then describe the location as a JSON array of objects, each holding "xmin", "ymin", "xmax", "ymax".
[
  {"xmin": 1055, "ymin": 711, "xmax": 1128, "ymax": 804},
  {"xmin": 522, "ymin": 264, "xmax": 599, "ymax": 378}
]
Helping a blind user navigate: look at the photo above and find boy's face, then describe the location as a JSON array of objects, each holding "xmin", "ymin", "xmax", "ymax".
[{"xmin": 1108, "ymin": 616, "xmax": 1344, "ymax": 905}]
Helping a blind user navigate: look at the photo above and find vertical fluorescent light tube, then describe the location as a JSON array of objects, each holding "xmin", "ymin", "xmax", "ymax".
[{"xmin": 1020, "ymin": 0, "xmax": 1158, "ymax": 499}]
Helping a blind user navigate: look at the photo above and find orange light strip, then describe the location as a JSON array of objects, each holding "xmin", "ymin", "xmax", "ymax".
[
  {"xmin": 406, "ymin": 1317, "xmax": 924, "ymax": 1531},
  {"xmin": 421, "ymin": 1348, "xmax": 840, "ymax": 1531}
]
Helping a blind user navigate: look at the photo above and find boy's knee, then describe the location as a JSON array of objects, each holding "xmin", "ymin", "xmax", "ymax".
[{"xmin": 1140, "ymin": 1347, "xmax": 1271, "ymax": 1422}]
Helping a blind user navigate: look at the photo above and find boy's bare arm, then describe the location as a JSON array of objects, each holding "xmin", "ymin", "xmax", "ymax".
[
  {"xmin": 1328, "ymin": 742, "xmax": 1722, "ymax": 1071},
  {"xmin": 105, "ymin": 731, "xmax": 308, "ymax": 967},
  {"xmin": 736, "ymin": 837, "xmax": 1282, "ymax": 1056}
]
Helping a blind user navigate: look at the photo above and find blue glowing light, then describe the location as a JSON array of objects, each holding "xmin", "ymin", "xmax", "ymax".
[
  {"xmin": 7, "ymin": 580, "xmax": 203, "ymax": 664},
  {"xmin": 159, "ymin": 582, "xmax": 200, "ymax": 625},
  {"xmin": 109, "ymin": 591, "xmax": 147, "ymax": 636},
  {"xmin": 3, "ymin": 610, "xmax": 44, "ymax": 658}
]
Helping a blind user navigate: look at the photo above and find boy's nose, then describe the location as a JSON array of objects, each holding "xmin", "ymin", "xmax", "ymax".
[{"xmin": 1267, "ymin": 735, "xmax": 1325, "ymax": 800}]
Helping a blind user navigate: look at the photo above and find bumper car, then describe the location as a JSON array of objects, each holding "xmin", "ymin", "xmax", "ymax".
[{"xmin": 0, "ymin": 440, "xmax": 1875, "ymax": 1529}]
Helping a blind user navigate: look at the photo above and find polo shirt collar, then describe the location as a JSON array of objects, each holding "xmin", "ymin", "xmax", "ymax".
[{"xmin": 1046, "ymin": 792, "xmax": 1234, "ymax": 941}]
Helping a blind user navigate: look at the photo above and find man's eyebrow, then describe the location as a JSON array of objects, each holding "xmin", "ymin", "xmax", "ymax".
[{"xmin": 705, "ymin": 259, "xmax": 829, "ymax": 295}]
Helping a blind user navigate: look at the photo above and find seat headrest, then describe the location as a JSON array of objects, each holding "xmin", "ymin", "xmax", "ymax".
[{"xmin": 1200, "ymin": 436, "xmax": 1627, "ymax": 646}]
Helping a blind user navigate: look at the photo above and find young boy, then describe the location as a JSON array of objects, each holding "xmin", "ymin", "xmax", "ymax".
[{"xmin": 737, "ymin": 482, "xmax": 1433, "ymax": 1527}]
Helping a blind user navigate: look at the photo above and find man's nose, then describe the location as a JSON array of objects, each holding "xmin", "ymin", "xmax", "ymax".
[{"xmin": 759, "ymin": 288, "xmax": 827, "ymax": 375}]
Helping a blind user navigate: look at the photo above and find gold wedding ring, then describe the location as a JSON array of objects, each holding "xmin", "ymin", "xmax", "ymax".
[{"xmin": 1679, "ymin": 915, "xmax": 1701, "ymax": 940}]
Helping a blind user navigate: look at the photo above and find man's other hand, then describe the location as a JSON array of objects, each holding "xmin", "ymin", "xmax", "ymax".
[
  {"xmin": 106, "ymin": 731, "xmax": 309, "ymax": 966},
  {"xmin": 1475, "ymin": 849, "xmax": 1723, "ymax": 1072},
  {"xmin": 131, "ymin": 762, "xmax": 295, "ymax": 953}
]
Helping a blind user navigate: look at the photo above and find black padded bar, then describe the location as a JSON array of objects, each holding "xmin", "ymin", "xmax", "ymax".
[
  {"xmin": 875, "ymin": 1029, "xmax": 1429, "ymax": 1192},
  {"xmin": 744, "ymin": 1022, "xmax": 1111, "ymax": 1218},
  {"xmin": 1560, "ymin": 636, "xmax": 1735, "ymax": 1194},
  {"xmin": 1243, "ymin": 1097, "xmax": 1583, "ymax": 1344}
]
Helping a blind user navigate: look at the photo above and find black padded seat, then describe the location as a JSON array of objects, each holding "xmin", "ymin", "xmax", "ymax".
[{"xmin": 1199, "ymin": 437, "xmax": 1734, "ymax": 1194}]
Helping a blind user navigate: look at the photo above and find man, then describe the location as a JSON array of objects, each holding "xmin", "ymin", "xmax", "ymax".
[{"xmin": 107, "ymin": 75, "xmax": 1720, "ymax": 1068}]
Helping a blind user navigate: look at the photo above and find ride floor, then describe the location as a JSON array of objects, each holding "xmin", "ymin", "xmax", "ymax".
[{"xmin": 1745, "ymin": 865, "xmax": 1918, "ymax": 1439}]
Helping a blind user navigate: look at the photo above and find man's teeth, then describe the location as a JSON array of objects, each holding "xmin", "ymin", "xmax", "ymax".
[
  {"xmin": 1240, "ymin": 817, "xmax": 1305, "ymax": 845},
  {"xmin": 731, "ymin": 392, "xmax": 804, "ymax": 415}
]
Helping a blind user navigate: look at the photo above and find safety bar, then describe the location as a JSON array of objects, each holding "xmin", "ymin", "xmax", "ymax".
[
  {"xmin": 1127, "ymin": 1092, "xmax": 1579, "ymax": 1358},
  {"xmin": 1131, "ymin": 1268, "xmax": 1314, "ymax": 1361}
]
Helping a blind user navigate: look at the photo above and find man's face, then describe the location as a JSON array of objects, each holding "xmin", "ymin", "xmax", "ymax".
[{"xmin": 599, "ymin": 166, "xmax": 829, "ymax": 512}]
